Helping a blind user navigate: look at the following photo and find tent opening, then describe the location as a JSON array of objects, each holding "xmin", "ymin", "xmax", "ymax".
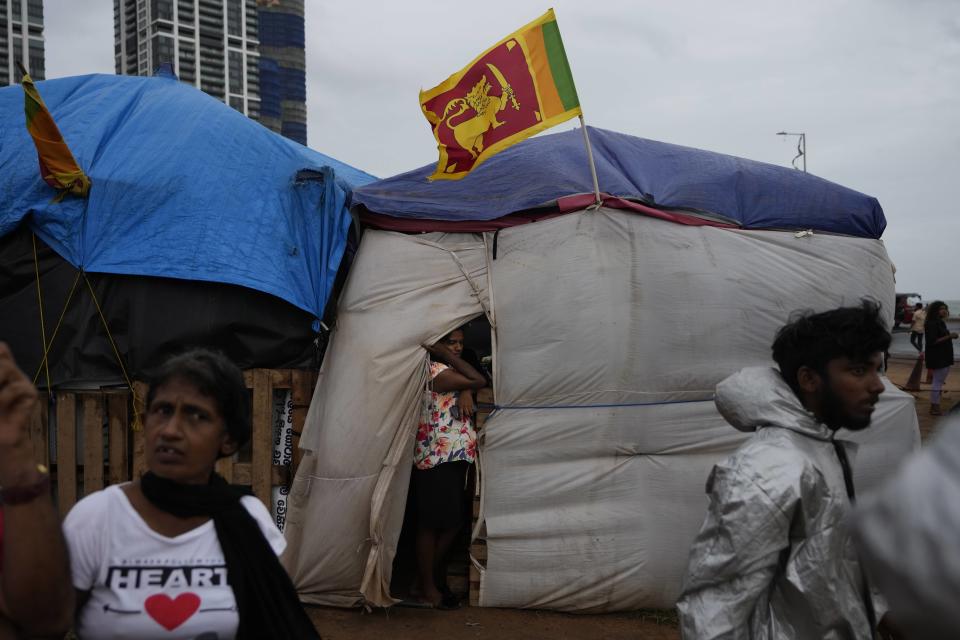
[{"xmin": 389, "ymin": 315, "xmax": 493, "ymax": 604}]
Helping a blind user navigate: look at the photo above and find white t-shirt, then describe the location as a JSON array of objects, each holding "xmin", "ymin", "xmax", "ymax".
[{"xmin": 64, "ymin": 484, "xmax": 286, "ymax": 640}]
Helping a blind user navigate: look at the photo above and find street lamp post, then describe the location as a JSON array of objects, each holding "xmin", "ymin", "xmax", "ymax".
[{"xmin": 776, "ymin": 131, "xmax": 806, "ymax": 172}]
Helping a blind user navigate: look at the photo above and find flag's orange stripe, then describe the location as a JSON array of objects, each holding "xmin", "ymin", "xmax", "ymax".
[{"xmin": 523, "ymin": 26, "xmax": 565, "ymax": 120}]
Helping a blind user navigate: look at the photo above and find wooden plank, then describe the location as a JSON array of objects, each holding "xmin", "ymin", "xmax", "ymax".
[
  {"xmin": 131, "ymin": 382, "xmax": 148, "ymax": 480},
  {"xmin": 232, "ymin": 463, "xmax": 287, "ymax": 487},
  {"xmin": 271, "ymin": 369, "xmax": 291, "ymax": 388},
  {"xmin": 232, "ymin": 462, "xmax": 251, "ymax": 485},
  {"xmin": 469, "ymin": 563, "xmax": 481, "ymax": 607},
  {"xmin": 290, "ymin": 370, "xmax": 313, "ymax": 481},
  {"xmin": 82, "ymin": 395, "xmax": 104, "ymax": 495},
  {"xmin": 244, "ymin": 369, "xmax": 290, "ymax": 389},
  {"xmin": 250, "ymin": 369, "xmax": 273, "ymax": 506},
  {"xmin": 56, "ymin": 392, "xmax": 77, "ymax": 518},
  {"xmin": 216, "ymin": 368, "xmax": 237, "ymax": 483},
  {"xmin": 215, "ymin": 455, "xmax": 235, "ymax": 483},
  {"xmin": 107, "ymin": 393, "xmax": 129, "ymax": 486},
  {"xmin": 470, "ymin": 541, "xmax": 488, "ymax": 563},
  {"xmin": 29, "ymin": 391, "xmax": 49, "ymax": 467}
]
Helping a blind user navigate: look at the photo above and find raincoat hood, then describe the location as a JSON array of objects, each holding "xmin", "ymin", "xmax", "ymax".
[{"xmin": 715, "ymin": 366, "xmax": 833, "ymax": 440}]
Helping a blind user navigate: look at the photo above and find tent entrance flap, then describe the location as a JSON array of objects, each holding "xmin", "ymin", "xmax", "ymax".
[{"xmin": 282, "ymin": 230, "xmax": 490, "ymax": 608}]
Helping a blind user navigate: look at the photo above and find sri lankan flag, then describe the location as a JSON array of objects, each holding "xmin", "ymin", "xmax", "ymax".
[
  {"xmin": 420, "ymin": 9, "xmax": 581, "ymax": 181},
  {"xmin": 21, "ymin": 70, "xmax": 91, "ymax": 197}
]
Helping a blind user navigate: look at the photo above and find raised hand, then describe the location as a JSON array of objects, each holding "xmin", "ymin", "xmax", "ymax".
[{"xmin": 0, "ymin": 343, "xmax": 37, "ymax": 454}]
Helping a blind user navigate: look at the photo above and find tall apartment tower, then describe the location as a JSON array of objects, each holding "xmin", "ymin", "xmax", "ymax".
[
  {"xmin": 0, "ymin": 0, "xmax": 45, "ymax": 86},
  {"xmin": 256, "ymin": 0, "xmax": 305, "ymax": 144},
  {"xmin": 114, "ymin": 0, "xmax": 261, "ymax": 119}
]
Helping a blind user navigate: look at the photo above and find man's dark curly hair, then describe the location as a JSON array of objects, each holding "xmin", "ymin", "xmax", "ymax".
[
  {"xmin": 146, "ymin": 348, "xmax": 251, "ymax": 451},
  {"xmin": 772, "ymin": 301, "xmax": 891, "ymax": 394}
]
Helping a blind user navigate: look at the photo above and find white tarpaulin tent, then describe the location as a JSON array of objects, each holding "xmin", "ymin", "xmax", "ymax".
[{"xmin": 281, "ymin": 208, "xmax": 919, "ymax": 611}]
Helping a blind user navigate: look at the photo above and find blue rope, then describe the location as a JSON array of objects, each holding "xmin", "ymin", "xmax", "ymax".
[{"xmin": 482, "ymin": 397, "xmax": 714, "ymax": 411}]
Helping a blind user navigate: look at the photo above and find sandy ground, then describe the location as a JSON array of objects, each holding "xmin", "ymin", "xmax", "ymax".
[
  {"xmin": 887, "ymin": 354, "xmax": 958, "ymax": 440},
  {"xmin": 307, "ymin": 605, "xmax": 680, "ymax": 640},
  {"xmin": 306, "ymin": 356, "xmax": 955, "ymax": 639}
]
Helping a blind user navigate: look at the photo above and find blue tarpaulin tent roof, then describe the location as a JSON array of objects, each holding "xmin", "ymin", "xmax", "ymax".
[
  {"xmin": 0, "ymin": 73, "xmax": 376, "ymax": 319},
  {"xmin": 354, "ymin": 126, "xmax": 885, "ymax": 238}
]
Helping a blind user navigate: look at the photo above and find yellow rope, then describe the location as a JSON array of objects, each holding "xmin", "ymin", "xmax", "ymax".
[
  {"xmin": 31, "ymin": 233, "xmax": 53, "ymax": 391},
  {"xmin": 82, "ymin": 273, "xmax": 143, "ymax": 431},
  {"xmin": 31, "ymin": 269, "xmax": 82, "ymax": 386}
]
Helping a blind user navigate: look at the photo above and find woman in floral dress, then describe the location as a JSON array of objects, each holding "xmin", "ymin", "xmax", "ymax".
[{"xmin": 413, "ymin": 329, "xmax": 486, "ymax": 609}]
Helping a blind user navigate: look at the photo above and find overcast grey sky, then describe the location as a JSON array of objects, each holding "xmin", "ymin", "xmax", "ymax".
[{"xmin": 43, "ymin": 0, "xmax": 960, "ymax": 299}]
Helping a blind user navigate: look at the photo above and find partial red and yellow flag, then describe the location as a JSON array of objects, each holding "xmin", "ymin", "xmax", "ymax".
[
  {"xmin": 420, "ymin": 9, "xmax": 581, "ymax": 181},
  {"xmin": 21, "ymin": 70, "xmax": 91, "ymax": 197}
]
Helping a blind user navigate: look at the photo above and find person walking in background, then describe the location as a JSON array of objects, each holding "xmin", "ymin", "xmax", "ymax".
[
  {"xmin": 924, "ymin": 300, "xmax": 957, "ymax": 416},
  {"xmin": 677, "ymin": 302, "xmax": 900, "ymax": 639},
  {"xmin": 0, "ymin": 343, "xmax": 74, "ymax": 638},
  {"xmin": 909, "ymin": 302, "xmax": 926, "ymax": 352}
]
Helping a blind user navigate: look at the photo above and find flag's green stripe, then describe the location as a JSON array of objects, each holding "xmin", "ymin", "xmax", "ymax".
[
  {"xmin": 24, "ymin": 95, "xmax": 41, "ymax": 125},
  {"xmin": 541, "ymin": 21, "xmax": 579, "ymax": 111}
]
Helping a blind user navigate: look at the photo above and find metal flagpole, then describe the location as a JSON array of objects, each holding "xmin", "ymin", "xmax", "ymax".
[{"xmin": 578, "ymin": 115, "xmax": 602, "ymax": 209}]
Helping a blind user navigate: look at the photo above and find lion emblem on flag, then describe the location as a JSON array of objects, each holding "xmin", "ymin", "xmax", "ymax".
[{"xmin": 440, "ymin": 63, "xmax": 520, "ymax": 159}]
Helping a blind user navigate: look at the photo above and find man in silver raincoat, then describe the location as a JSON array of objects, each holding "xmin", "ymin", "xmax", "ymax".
[{"xmin": 677, "ymin": 302, "xmax": 896, "ymax": 639}]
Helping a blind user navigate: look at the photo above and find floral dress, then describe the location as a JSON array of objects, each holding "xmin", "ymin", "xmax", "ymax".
[{"xmin": 414, "ymin": 362, "xmax": 477, "ymax": 470}]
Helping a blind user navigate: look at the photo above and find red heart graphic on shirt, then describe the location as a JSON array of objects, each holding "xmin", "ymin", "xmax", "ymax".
[{"xmin": 144, "ymin": 593, "xmax": 201, "ymax": 631}]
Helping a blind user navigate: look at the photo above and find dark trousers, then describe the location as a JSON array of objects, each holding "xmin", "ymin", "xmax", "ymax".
[{"xmin": 910, "ymin": 331, "xmax": 924, "ymax": 352}]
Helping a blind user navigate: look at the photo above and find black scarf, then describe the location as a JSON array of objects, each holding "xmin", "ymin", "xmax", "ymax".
[{"xmin": 140, "ymin": 472, "xmax": 319, "ymax": 639}]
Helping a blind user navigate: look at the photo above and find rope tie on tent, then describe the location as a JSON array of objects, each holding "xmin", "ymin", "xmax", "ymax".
[
  {"xmin": 447, "ymin": 249, "xmax": 495, "ymax": 329},
  {"xmin": 33, "ymin": 234, "xmax": 80, "ymax": 390},
  {"xmin": 31, "ymin": 233, "xmax": 53, "ymax": 391},
  {"xmin": 83, "ymin": 272, "xmax": 143, "ymax": 431},
  {"xmin": 30, "ymin": 270, "xmax": 82, "ymax": 385},
  {"xmin": 491, "ymin": 397, "xmax": 714, "ymax": 411}
]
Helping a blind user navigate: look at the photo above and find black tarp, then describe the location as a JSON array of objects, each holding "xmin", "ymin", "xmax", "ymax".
[{"xmin": 1, "ymin": 225, "xmax": 323, "ymax": 388}]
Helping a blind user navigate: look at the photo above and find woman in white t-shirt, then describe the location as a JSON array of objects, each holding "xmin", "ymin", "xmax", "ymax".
[{"xmin": 64, "ymin": 349, "xmax": 318, "ymax": 639}]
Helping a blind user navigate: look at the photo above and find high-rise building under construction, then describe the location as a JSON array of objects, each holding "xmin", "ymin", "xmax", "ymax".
[
  {"xmin": 1, "ymin": 0, "xmax": 45, "ymax": 86},
  {"xmin": 113, "ymin": 0, "xmax": 306, "ymax": 145}
]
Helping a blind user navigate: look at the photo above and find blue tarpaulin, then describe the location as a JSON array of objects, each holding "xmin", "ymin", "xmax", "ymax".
[
  {"xmin": 355, "ymin": 127, "xmax": 886, "ymax": 238},
  {"xmin": 0, "ymin": 74, "xmax": 376, "ymax": 318}
]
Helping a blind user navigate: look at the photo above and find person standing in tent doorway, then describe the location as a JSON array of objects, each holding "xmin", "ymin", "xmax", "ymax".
[
  {"xmin": 677, "ymin": 302, "xmax": 905, "ymax": 639},
  {"xmin": 413, "ymin": 328, "xmax": 486, "ymax": 609}
]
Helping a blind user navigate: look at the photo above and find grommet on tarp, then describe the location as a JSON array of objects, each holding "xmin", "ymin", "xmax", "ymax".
[{"xmin": 492, "ymin": 228, "xmax": 501, "ymax": 260}]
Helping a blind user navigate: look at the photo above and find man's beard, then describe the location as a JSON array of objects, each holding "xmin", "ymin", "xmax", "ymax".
[{"xmin": 818, "ymin": 383, "xmax": 873, "ymax": 431}]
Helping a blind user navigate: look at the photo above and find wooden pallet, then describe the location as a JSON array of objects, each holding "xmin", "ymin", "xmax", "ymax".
[{"xmin": 29, "ymin": 369, "xmax": 317, "ymax": 517}]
